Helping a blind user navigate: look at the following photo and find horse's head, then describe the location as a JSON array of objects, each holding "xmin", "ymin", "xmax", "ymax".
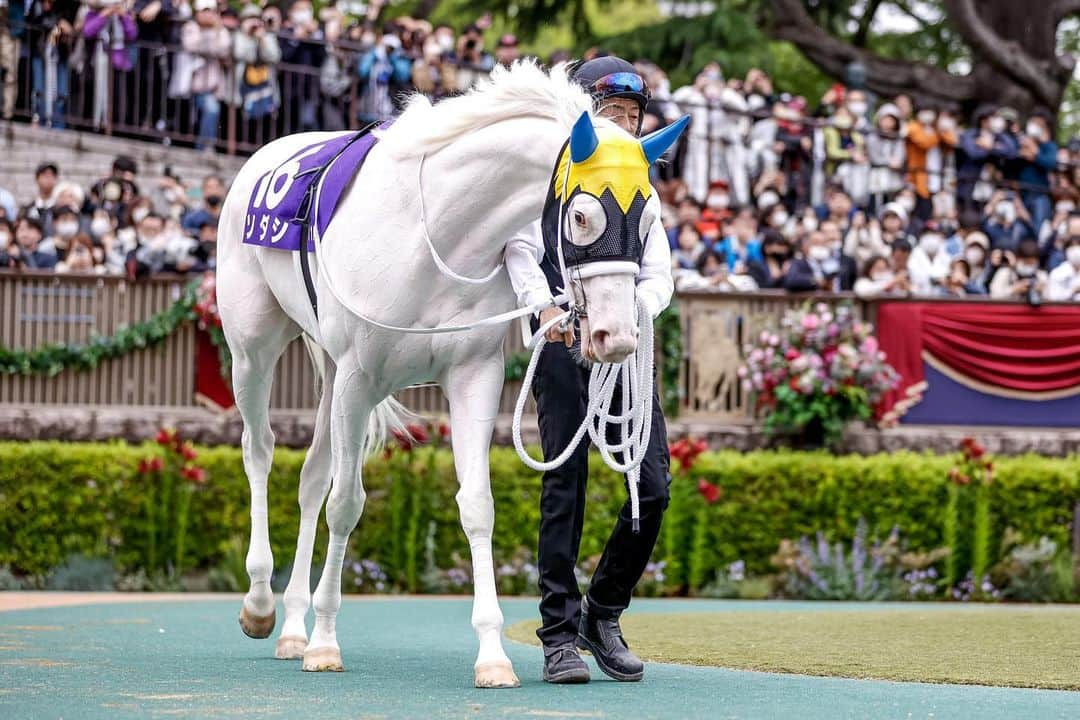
[{"xmin": 542, "ymin": 111, "xmax": 689, "ymax": 363}]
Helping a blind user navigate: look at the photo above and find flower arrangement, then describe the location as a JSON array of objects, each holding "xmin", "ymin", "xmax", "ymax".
[
  {"xmin": 943, "ymin": 437, "xmax": 995, "ymax": 595},
  {"xmin": 740, "ymin": 303, "xmax": 899, "ymax": 445}
]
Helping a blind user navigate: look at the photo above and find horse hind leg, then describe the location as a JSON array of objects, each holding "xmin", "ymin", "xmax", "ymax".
[
  {"xmin": 223, "ymin": 297, "xmax": 300, "ymax": 640},
  {"xmin": 275, "ymin": 345, "xmax": 335, "ymax": 660},
  {"xmin": 303, "ymin": 352, "xmax": 373, "ymax": 672}
]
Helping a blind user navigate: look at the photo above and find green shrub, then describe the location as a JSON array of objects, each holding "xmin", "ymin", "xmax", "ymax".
[{"xmin": 0, "ymin": 442, "xmax": 1076, "ymax": 594}]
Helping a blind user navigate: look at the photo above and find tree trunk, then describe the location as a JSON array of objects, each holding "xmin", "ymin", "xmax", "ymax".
[{"xmin": 770, "ymin": 0, "xmax": 1074, "ymax": 117}]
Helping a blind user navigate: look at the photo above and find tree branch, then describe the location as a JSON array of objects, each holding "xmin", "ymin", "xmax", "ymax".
[
  {"xmin": 853, "ymin": 0, "xmax": 886, "ymax": 47},
  {"xmin": 1055, "ymin": 0, "xmax": 1080, "ymax": 22},
  {"xmin": 769, "ymin": 0, "xmax": 975, "ymax": 105},
  {"xmin": 941, "ymin": 0, "xmax": 1061, "ymax": 107}
]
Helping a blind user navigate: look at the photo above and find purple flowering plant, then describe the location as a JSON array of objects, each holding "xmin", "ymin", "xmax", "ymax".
[{"xmin": 739, "ymin": 303, "xmax": 899, "ymax": 444}]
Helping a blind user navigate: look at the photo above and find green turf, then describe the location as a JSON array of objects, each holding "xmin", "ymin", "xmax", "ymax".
[
  {"xmin": 3, "ymin": 597, "xmax": 1080, "ymax": 719},
  {"xmin": 507, "ymin": 605, "xmax": 1080, "ymax": 690}
]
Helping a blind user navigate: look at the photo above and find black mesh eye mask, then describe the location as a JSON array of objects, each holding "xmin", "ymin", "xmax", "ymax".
[{"xmin": 541, "ymin": 185, "xmax": 647, "ymax": 271}]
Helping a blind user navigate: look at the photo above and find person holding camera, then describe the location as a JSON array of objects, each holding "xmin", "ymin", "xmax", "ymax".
[
  {"xmin": 989, "ymin": 238, "xmax": 1047, "ymax": 303},
  {"xmin": 784, "ymin": 229, "xmax": 854, "ymax": 292},
  {"xmin": 182, "ymin": 175, "xmax": 226, "ymax": 234},
  {"xmin": 983, "ymin": 189, "xmax": 1035, "ymax": 252},
  {"xmin": 1048, "ymin": 233, "xmax": 1080, "ymax": 301}
]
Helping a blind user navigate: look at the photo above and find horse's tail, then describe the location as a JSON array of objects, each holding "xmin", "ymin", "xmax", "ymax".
[{"xmin": 301, "ymin": 334, "xmax": 413, "ymax": 459}]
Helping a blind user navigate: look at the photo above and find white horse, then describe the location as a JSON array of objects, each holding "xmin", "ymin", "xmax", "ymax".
[{"xmin": 216, "ymin": 60, "xmax": 684, "ymax": 688}]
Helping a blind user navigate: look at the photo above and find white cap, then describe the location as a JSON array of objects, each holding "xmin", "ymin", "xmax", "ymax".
[{"xmin": 194, "ymin": 0, "xmax": 216, "ymax": 12}]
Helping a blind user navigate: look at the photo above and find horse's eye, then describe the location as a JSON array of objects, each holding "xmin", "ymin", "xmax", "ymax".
[{"xmin": 574, "ymin": 211, "xmax": 586, "ymax": 228}]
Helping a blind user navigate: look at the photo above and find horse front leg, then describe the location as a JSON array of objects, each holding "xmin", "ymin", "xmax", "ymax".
[{"xmin": 444, "ymin": 355, "xmax": 520, "ymax": 689}]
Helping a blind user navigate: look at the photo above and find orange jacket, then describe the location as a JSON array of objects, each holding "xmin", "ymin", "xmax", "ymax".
[{"xmin": 906, "ymin": 121, "xmax": 958, "ymax": 198}]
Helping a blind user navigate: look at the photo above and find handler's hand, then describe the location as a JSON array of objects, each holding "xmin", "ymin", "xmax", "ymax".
[{"xmin": 540, "ymin": 306, "xmax": 574, "ymax": 347}]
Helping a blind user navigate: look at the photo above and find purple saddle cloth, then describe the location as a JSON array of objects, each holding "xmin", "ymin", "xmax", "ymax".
[{"xmin": 242, "ymin": 129, "xmax": 381, "ymax": 252}]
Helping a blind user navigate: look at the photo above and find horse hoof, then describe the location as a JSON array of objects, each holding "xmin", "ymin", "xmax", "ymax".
[
  {"xmin": 239, "ymin": 606, "xmax": 276, "ymax": 639},
  {"xmin": 475, "ymin": 661, "xmax": 520, "ymax": 689},
  {"xmin": 275, "ymin": 635, "xmax": 308, "ymax": 660},
  {"xmin": 302, "ymin": 646, "xmax": 344, "ymax": 672}
]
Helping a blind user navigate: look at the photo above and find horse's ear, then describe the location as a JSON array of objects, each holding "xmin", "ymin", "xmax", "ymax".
[
  {"xmin": 569, "ymin": 111, "xmax": 599, "ymax": 163},
  {"xmin": 641, "ymin": 115, "xmax": 690, "ymax": 164}
]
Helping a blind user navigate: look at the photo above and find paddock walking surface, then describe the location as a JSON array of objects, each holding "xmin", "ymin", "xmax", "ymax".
[{"xmin": 2, "ymin": 595, "xmax": 1079, "ymax": 719}]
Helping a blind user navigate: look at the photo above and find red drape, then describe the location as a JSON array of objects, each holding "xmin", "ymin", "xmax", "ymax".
[
  {"xmin": 194, "ymin": 329, "xmax": 235, "ymax": 411},
  {"xmin": 876, "ymin": 302, "xmax": 1080, "ymax": 421}
]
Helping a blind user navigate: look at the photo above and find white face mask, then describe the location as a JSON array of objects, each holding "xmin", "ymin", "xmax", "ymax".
[
  {"xmin": 707, "ymin": 193, "xmax": 729, "ymax": 210},
  {"xmin": 1026, "ymin": 122, "xmax": 1042, "ymax": 139},
  {"xmin": 1015, "ymin": 263, "xmax": 1037, "ymax": 278},
  {"xmin": 56, "ymin": 220, "xmax": 79, "ymax": 237},
  {"xmin": 898, "ymin": 196, "xmax": 916, "ymax": 213},
  {"xmin": 917, "ymin": 110, "xmax": 935, "ymax": 125},
  {"xmin": 1067, "ymin": 246, "xmax": 1080, "ymax": 266},
  {"xmin": 965, "ymin": 247, "xmax": 985, "ymax": 266},
  {"xmin": 938, "ymin": 116, "xmax": 956, "ymax": 132},
  {"xmin": 132, "ymin": 208, "xmax": 150, "ymax": 224},
  {"xmin": 771, "ymin": 210, "xmax": 789, "ymax": 227},
  {"xmin": 802, "ymin": 217, "xmax": 818, "ymax": 232},
  {"xmin": 0, "ymin": 232, "xmax": 9, "ymax": 245},
  {"xmin": 1056, "ymin": 201, "xmax": 1075, "ymax": 215},
  {"xmin": 291, "ymin": 9, "xmax": 313, "ymax": 24},
  {"xmin": 920, "ymin": 234, "xmax": 943, "ymax": 255},
  {"xmin": 848, "ymin": 101, "xmax": 868, "ymax": 116},
  {"xmin": 989, "ymin": 117, "xmax": 1006, "ymax": 134},
  {"xmin": 996, "ymin": 201, "xmax": 1016, "ymax": 224},
  {"xmin": 91, "ymin": 218, "xmax": 112, "ymax": 236},
  {"xmin": 809, "ymin": 245, "xmax": 830, "ymax": 262},
  {"xmin": 757, "ymin": 191, "xmax": 780, "ymax": 209}
]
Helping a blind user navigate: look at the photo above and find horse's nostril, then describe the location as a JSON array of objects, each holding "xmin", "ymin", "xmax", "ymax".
[{"xmin": 592, "ymin": 329, "xmax": 610, "ymax": 348}]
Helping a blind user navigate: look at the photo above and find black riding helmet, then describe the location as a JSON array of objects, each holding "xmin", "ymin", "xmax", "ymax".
[{"xmin": 568, "ymin": 56, "xmax": 650, "ymax": 136}]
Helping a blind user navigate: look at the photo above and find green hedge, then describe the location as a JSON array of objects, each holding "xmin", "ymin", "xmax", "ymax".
[{"xmin": 0, "ymin": 442, "xmax": 1077, "ymax": 590}]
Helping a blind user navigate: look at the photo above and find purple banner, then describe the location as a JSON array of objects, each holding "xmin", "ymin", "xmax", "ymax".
[{"xmin": 243, "ymin": 131, "xmax": 379, "ymax": 252}]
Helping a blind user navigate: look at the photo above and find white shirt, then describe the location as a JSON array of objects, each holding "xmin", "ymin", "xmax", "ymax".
[
  {"xmin": 504, "ymin": 213, "xmax": 674, "ymax": 319},
  {"xmin": 907, "ymin": 246, "xmax": 952, "ymax": 295},
  {"xmin": 1047, "ymin": 261, "xmax": 1080, "ymax": 302}
]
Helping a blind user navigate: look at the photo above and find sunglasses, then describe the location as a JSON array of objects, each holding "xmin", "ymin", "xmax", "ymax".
[{"xmin": 589, "ymin": 72, "xmax": 650, "ymax": 101}]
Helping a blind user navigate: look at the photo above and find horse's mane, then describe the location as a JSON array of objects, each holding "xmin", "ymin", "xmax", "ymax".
[{"xmin": 375, "ymin": 60, "xmax": 596, "ymax": 157}]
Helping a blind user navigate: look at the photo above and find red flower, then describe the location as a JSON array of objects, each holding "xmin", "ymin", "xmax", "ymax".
[
  {"xmin": 391, "ymin": 428, "xmax": 413, "ymax": 451},
  {"xmin": 438, "ymin": 423, "xmax": 451, "ymax": 440},
  {"xmin": 969, "ymin": 442, "xmax": 986, "ymax": 459},
  {"xmin": 148, "ymin": 456, "xmax": 164, "ymax": 473},
  {"xmin": 138, "ymin": 458, "xmax": 152, "ymax": 475},
  {"xmin": 697, "ymin": 478, "xmax": 722, "ymax": 504},
  {"xmin": 181, "ymin": 466, "xmax": 207, "ymax": 484},
  {"xmin": 784, "ymin": 349, "xmax": 801, "ymax": 361},
  {"xmin": 179, "ymin": 443, "xmax": 199, "ymax": 461},
  {"xmin": 155, "ymin": 428, "xmax": 177, "ymax": 446},
  {"xmin": 406, "ymin": 422, "xmax": 429, "ymax": 445}
]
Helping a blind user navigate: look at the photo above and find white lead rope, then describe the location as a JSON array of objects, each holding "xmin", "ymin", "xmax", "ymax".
[{"xmin": 512, "ymin": 295, "xmax": 655, "ymax": 532}]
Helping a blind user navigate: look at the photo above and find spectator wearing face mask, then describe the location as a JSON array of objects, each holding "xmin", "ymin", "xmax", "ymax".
[
  {"xmin": 906, "ymin": 107, "xmax": 954, "ymax": 220},
  {"xmin": 982, "ymin": 189, "xmax": 1035, "ymax": 252},
  {"xmin": 233, "ymin": 4, "xmax": 282, "ymax": 131},
  {"xmin": 55, "ymin": 233, "xmax": 104, "ymax": 274},
  {"xmin": 666, "ymin": 197, "xmax": 702, "ymax": 249},
  {"xmin": 46, "ymin": 205, "xmax": 83, "ymax": 261},
  {"xmin": 675, "ymin": 246, "xmax": 727, "ymax": 291},
  {"xmin": 1040, "ymin": 200, "xmax": 1075, "ymax": 262},
  {"xmin": 356, "ymin": 29, "xmax": 413, "ymax": 124},
  {"xmin": 279, "ymin": 0, "xmax": 326, "ymax": 131},
  {"xmin": 819, "ymin": 219, "xmax": 857, "ymax": 287},
  {"xmin": 785, "ymin": 229, "xmax": 849, "ymax": 292},
  {"xmin": 149, "ymin": 168, "xmax": 191, "ymax": 222},
  {"xmin": 938, "ymin": 258, "xmax": 984, "ymax": 297},
  {"xmin": 908, "ymin": 226, "xmax": 953, "ymax": 295},
  {"xmin": 182, "ymin": 175, "xmax": 227, "ymax": 233},
  {"xmin": 876, "ymin": 202, "xmax": 911, "ymax": 246},
  {"xmin": 697, "ymin": 180, "xmax": 732, "ymax": 236},
  {"xmin": 1047, "ymin": 234, "xmax": 1080, "ymax": 301},
  {"xmin": 671, "ymin": 222, "xmax": 704, "ymax": 272},
  {"xmin": 8, "ymin": 217, "xmax": 57, "ymax": 270},
  {"xmin": 747, "ymin": 229, "xmax": 792, "ymax": 289},
  {"xmin": 961, "ymin": 231, "xmax": 993, "ymax": 292},
  {"xmin": 82, "ymin": 0, "xmax": 139, "ymax": 129},
  {"xmin": 843, "ymin": 208, "xmax": 888, "ymax": 270},
  {"xmin": 854, "ymin": 254, "xmax": 911, "ymax": 298},
  {"xmin": 816, "ymin": 185, "xmax": 853, "ymax": 226},
  {"xmin": 713, "ymin": 207, "xmax": 763, "ymax": 274},
  {"xmin": 957, "ymin": 106, "xmax": 1019, "ymax": 214},
  {"xmin": 180, "ymin": 0, "xmax": 232, "ymax": 151},
  {"xmin": 824, "ymin": 108, "xmax": 868, "ymax": 206},
  {"xmin": 866, "ymin": 103, "xmax": 906, "ymax": 211},
  {"xmin": 1016, "ymin": 111, "xmax": 1058, "ymax": 234},
  {"xmin": 990, "ymin": 238, "xmax": 1047, "ymax": 301},
  {"xmin": 189, "ymin": 217, "xmax": 218, "ymax": 272}
]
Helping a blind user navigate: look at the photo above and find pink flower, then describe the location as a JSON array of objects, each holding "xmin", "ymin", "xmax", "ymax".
[
  {"xmin": 860, "ymin": 336, "xmax": 879, "ymax": 355},
  {"xmin": 801, "ymin": 314, "xmax": 820, "ymax": 331}
]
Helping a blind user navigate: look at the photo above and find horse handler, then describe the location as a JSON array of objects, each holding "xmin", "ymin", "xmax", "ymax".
[{"xmin": 504, "ymin": 56, "xmax": 674, "ymax": 684}]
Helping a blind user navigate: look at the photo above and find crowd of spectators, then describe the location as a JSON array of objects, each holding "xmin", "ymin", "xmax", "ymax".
[
  {"xmin": 0, "ymin": 0, "xmax": 1078, "ymax": 301},
  {"xmin": 0, "ymin": 156, "xmax": 222, "ymax": 276}
]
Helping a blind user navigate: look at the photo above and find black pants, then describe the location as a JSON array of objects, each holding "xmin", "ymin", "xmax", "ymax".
[{"xmin": 531, "ymin": 337, "xmax": 671, "ymax": 647}]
